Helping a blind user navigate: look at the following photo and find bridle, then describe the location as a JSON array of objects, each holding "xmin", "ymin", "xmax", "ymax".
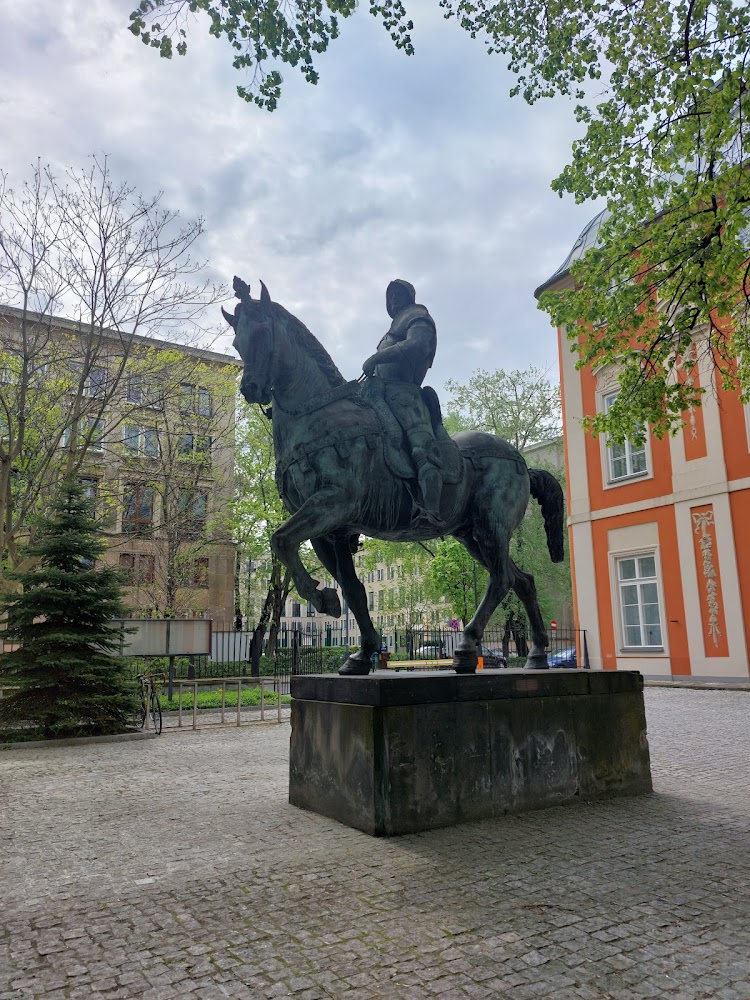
[{"xmin": 224, "ymin": 276, "xmax": 276, "ymax": 409}]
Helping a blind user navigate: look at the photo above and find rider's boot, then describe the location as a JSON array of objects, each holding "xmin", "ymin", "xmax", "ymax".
[{"xmin": 416, "ymin": 463, "xmax": 443, "ymax": 530}]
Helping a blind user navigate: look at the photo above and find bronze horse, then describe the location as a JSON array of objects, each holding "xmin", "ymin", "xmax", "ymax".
[{"xmin": 224, "ymin": 278, "xmax": 564, "ymax": 675}]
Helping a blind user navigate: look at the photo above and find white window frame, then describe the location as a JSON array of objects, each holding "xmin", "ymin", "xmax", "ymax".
[
  {"xmin": 177, "ymin": 487, "xmax": 208, "ymax": 540},
  {"xmin": 197, "ymin": 387, "xmax": 212, "ymax": 417},
  {"xmin": 71, "ymin": 363, "xmax": 107, "ymax": 398},
  {"xmin": 601, "ymin": 391, "xmax": 650, "ymax": 486},
  {"xmin": 84, "ymin": 417, "xmax": 105, "ymax": 453},
  {"xmin": 179, "ymin": 383, "xmax": 212, "ymax": 417},
  {"xmin": 122, "ymin": 424, "xmax": 159, "ymax": 458},
  {"xmin": 61, "ymin": 417, "xmax": 105, "ymax": 453},
  {"xmin": 612, "ymin": 549, "xmax": 666, "ymax": 652},
  {"xmin": 79, "ymin": 476, "xmax": 99, "ymax": 508},
  {"xmin": 127, "ymin": 375, "xmax": 163, "ymax": 410},
  {"xmin": 85, "ymin": 367, "xmax": 107, "ymax": 398},
  {"xmin": 179, "ymin": 432, "xmax": 212, "ymax": 463}
]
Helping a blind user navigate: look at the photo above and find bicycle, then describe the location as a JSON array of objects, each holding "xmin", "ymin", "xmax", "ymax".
[{"xmin": 135, "ymin": 673, "xmax": 165, "ymax": 735}]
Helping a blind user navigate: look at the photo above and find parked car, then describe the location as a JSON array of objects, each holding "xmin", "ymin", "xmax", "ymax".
[
  {"xmin": 415, "ymin": 643, "xmax": 507, "ymax": 665},
  {"xmin": 548, "ymin": 646, "xmax": 577, "ymax": 668},
  {"xmin": 480, "ymin": 646, "xmax": 507, "ymax": 667},
  {"xmin": 415, "ymin": 643, "xmax": 446, "ymax": 657}
]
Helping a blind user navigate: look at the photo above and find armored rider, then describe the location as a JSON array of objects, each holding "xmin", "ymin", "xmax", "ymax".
[{"xmin": 362, "ymin": 279, "xmax": 443, "ymax": 528}]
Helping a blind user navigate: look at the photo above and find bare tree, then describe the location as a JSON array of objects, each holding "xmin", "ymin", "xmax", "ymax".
[
  {"xmin": 106, "ymin": 353, "xmax": 238, "ymax": 620},
  {"xmin": 0, "ymin": 157, "xmax": 223, "ymax": 576}
]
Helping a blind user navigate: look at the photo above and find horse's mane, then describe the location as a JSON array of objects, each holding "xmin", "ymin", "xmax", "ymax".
[{"xmin": 273, "ymin": 302, "xmax": 345, "ymax": 388}]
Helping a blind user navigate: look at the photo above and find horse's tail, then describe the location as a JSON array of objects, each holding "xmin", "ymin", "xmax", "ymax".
[{"xmin": 528, "ymin": 468, "xmax": 565, "ymax": 564}]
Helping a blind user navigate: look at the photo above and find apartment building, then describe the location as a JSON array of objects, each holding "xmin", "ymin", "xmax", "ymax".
[
  {"xmin": 537, "ymin": 213, "xmax": 750, "ymax": 682},
  {"xmin": 247, "ymin": 550, "xmax": 450, "ymax": 650},
  {"xmin": 522, "ymin": 436, "xmax": 565, "ymax": 473},
  {"xmin": 0, "ymin": 305, "xmax": 240, "ymax": 627}
]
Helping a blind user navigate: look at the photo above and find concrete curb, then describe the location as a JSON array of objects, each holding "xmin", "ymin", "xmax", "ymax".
[
  {"xmin": 0, "ymin": 730, "xmax": 158, "ymax": 751},
  {"xmin": 386, "ymin": 668, "xmax": 750, "ymax": 690},
  {"xmin": 644, "ymin": 679, "xmax": 750, "ymax": 691}
]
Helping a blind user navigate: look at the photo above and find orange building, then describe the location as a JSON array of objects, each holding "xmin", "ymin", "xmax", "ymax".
[{"xmin": 538, "ymin": 212, "xmax": 750, "ymax": 683}]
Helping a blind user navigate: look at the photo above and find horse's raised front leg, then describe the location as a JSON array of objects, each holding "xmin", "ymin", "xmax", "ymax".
[
  {"xmin": 310, "ymin": 535, "xmax": 380, "ymax": 676},
  {"xmin": 510, "ymin": 559, "xmax": 549, "ymax": 669},
  {"xmin": 270, "ymin": 489, "xmax": 353, "ymax": 618}
]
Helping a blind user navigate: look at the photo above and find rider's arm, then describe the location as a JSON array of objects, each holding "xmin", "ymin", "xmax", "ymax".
[
  {"xmin": 402, "ymin": 321, "xmax": 435, "ymax": 361},
  {"xmin": 362, "ymin": 321, "xmax": 434, "ymax": 377},
  {"xmin": 362, "ymin": 341, "xmax": 404, "ymax": 376}
]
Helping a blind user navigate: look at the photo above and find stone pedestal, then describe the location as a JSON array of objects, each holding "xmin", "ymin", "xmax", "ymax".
[{"xmin": 289, "ymin": 670, "xmax": 652, "ymax": 836}]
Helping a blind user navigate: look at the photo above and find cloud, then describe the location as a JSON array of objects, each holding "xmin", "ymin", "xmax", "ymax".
[{"xmin": 0, "ymin": 0, "xmax": 602, "ymax": 392}]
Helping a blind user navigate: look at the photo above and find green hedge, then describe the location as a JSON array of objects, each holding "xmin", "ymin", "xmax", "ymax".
[
  {"xmin": 123, "ymin": 645, "xmax": 362, "ymax": 680},
  {"xmin": 163, "ymin": 686, "xmax": 291, "ymax": 711}
]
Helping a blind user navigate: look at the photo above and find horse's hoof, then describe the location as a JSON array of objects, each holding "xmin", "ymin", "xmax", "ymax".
[
  {"xmin": 338, "ymin": 657, "xmax": 372, "ymax": 676},
  {"xmin": 452, "ymin": 649, "xmax": 478, "ymax": 674},
  {"xmin": 524, "ymin": 655, "xmax": 549, "ymax": 670},
  {"xmin": 319, "ymin": 586, "xmax": 341, "ymax": 618}
]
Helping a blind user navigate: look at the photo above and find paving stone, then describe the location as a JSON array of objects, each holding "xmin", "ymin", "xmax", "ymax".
[{"xmin": 1, "ymin": 688, "xmax": 749, "ymax": 999}]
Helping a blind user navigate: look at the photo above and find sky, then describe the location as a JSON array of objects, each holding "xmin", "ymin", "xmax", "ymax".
[{"xmin": 0, "ymin": 0, "xmax": 602, "ymax": 394}]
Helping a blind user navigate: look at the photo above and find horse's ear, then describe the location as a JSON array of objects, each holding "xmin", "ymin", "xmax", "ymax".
[
  {"xmin": 233, "ymin": 276, "xmax": 251, "ymax": 300},
  {"xmin": 260, "ymin": 281, "xmax": 271, "ymax": 309},
  {"xmin": 221, "ymin": 306, "xmax": 236, "ymax": 329}
]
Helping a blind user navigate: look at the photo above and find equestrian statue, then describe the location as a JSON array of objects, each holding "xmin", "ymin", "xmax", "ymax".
[{"xmin": 224, "ymin": 276, "xmax": 564, "ymax": 676}]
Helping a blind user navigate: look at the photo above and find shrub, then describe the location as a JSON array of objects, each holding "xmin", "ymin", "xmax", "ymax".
[
  {"xmin": 0, "ymin": 483, "xmax": 136, "ymax": 739},
  {"xmin": 162, "ymin": 685, "xmax": 291, "ymax": 712}
]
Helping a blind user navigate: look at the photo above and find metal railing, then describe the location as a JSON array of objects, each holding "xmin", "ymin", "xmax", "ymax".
[{"xmin": 171, "ymin": 676, "xmax": 286, "ymax": 731}]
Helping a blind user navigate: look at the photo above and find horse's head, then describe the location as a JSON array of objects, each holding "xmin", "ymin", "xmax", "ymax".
[{"xmin": 222, "ymin": 276, "xmax": 275, "ymax": 406}]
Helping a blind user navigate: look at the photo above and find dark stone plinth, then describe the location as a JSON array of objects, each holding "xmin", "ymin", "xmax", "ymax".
[{"xmin": 289, "ymin": 669, "xmax": 652, "ymax": 836}]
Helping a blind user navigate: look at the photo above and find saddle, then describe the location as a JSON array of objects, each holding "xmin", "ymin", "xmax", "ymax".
[{"xmin": 360, "ymin": 377, "xmax": 463, "ymax": 485}]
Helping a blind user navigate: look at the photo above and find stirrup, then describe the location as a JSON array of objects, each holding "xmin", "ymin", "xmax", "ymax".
[{"xmin": 411, "ymin": 508, "xmax": 444, "ymax": 532}]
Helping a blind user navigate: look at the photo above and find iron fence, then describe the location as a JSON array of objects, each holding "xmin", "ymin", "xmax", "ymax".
[
  {"xmin": 207, "ymin": 625, "xmax": 589, "ymax": 673},
  {"xmin": 211, "ymin": 630, "xmax": 253, "ymax": 663},
  {"xmin": 260, "ymin": 624, "xmax": 590, "ymax": 684},
  {"xmin": 2, "ymin": 622, "xmax": 587, "ymax": 704},
  {"xmin": 401, "ymin": 626, "xmax": 589, "ymax": 668}
]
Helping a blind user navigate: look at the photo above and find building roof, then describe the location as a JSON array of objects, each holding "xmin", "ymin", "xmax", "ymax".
[
  {"xmin": 534, "ymin": 209, "xmax": 609, "ymax": 299},
  {"xmin": 0, "ymin": 303, "xmax": 242, "ymax": 368},
  {"xmin": 536, "ymin": 186, "xmax": 750, "ymax": 302},
  {"xmin": 521, "ymin": 436, "xmax": 564, "ymax": 472}
]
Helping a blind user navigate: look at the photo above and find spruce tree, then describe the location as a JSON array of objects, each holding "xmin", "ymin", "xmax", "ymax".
[{"xmin": 0, "ymin": 482, "xmax": 137, "ymax": 738}]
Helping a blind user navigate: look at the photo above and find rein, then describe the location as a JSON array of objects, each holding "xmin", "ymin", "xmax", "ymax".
[
  {"xmin": 246, "ymin": 300, "xmax": 357, "ymax": 419},
  {"xmin": 272, "ymin": 379, "xmax": 362, "ymax": 419}
]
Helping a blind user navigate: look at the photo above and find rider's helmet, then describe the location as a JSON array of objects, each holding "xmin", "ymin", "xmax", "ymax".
[{"xmin": 386, "ymin": 279, "xmax": 416, "ymax": 319}]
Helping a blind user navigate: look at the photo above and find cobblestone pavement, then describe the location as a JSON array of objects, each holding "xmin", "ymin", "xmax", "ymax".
[{"xmin": 1, "ymin": 687, "xmax": 749, "ymax": 1000}]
